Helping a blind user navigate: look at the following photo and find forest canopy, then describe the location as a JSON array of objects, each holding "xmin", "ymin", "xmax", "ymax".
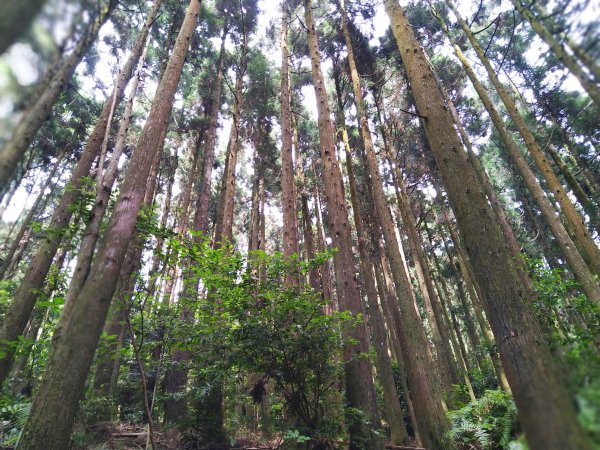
[{"xmin": 0, "ymin": 0, "xmax": 599, "ymax": 449}]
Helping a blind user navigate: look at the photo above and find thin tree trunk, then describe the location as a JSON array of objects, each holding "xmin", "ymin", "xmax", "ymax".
[
  {"xmin": 0, "ymin": 0, "xmax": 117, "ymax": 190},
  {"xmin": 385, "ymin": 2, "xmax": 590, "ymax": 448},
  {"xmin": 65, "ymin": 22, "xmax": 154, "ymax": 308},
  {"xmin": 0, "ymin": 150, "xmax": 65, "ymax": 280},
  {"xmin": 340, "ymin": 6, "xmax": 449, "ymax": 447},
  {"xmin": 388, "ymin": 153, "xmax": 462, "ymax": 391},
  {"xmin": 280, "ymin": 8, "xmax": 300, "ymax": 284},
  {"xmin": 336, "ymin": 91, "xmax": 410, "ymax": 445},
  {"xmin": 17, "ymin": 2, "xmax": 201, "ymax": 447},
  {"xmin": 213, "ymin": 31, "xmax": 247, "ymax": 247},
  {"xmin": 193, "ymin": 25, "xmax": 228, "ymax": 237},
  {"xmin": 303, "ymin": 2, "xmax": 383, "ymax": 449}
]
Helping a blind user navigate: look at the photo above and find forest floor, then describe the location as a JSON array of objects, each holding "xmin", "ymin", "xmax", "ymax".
[{"xmin": 76, "ymin": 423, "xmax": 426, "ymax": 450}]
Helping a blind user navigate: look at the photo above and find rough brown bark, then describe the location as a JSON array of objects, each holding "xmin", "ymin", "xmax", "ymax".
[
  {"xmin": 17, "ymin": 2, "xmax": 201, "ymax": 447},
  {"xmin": 335, "ymin": 77, "xmax": 409, "ymax": 445},
  {"xmin": 213, "ymin": 31, "xmax": 247, "ymax": 247},
  {"xmin": 65, "ymin": 15, "xmax": 156, "ymax": 307},
  {"xmin": 280, "ymin": 8, "xmax": 300, "ymax": 284},
  {"xmin": 193, "ymin": 28, "xmax": 227, "ymax": 237},
  {"xmin": 385, "ymin": 2, "xmax": 591, "ymax": 448},
  {"xmin": 303, "ymin": 2, "xmax": 382, "ymax": 449},
  {"xmin": 340, "ymin": 5, "xmax": 449, "ymax": 447}
]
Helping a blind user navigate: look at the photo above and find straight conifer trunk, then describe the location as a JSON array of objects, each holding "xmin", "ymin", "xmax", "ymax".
[
  {"xmin": 213, "ymin": 27, "xmax": 247, "ymax": 247},
  {"xmin": 340, "ymin": 5, "xmax": 450, "ymax": 447},
  {"xmin": 303, "ymin": 2, "xmax": 383, "ymax": 449},
  {"xmin": 193, "ymin": 25, "xmax": 227, "ymax": 236},
  {"xmin": 63, "ymin": 1, "xmax": 159, "ymax": 306},
  {"xmin": 280, "ymin": 8, "xmax": 300, "ymax": 282},
  {"xmin": 339, "ymin": 114, "xmax": 410, "ymax": 446},
  {"xmin": 0, "ymin": 150, "xmax": 65, "ymax": 280},
  {"xmin": 17, "ymin": 2, "xmax": 201, "ymax": 447},
  {"xmin": 433, "ymin": 10, "xmax": 600, "ymax": 304},
  {"xmin": 384, "ymin": 2, "xmax": 591, "ymax": 449},
  {"xmin": 509, "ymin": 0, "xmax": 600, "ymax": 106}
]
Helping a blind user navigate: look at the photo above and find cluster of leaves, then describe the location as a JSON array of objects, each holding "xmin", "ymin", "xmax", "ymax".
[
  {"xmin": 176, "ymin": 240, "xmax": 355, "ymax": 437},
  {"xmin": 447, "ymin": 390, "xmax": 519, "ymax": 450},
  {"xmin": 0, "ymin": 396, "xmax": 30, "ymax": 447}
]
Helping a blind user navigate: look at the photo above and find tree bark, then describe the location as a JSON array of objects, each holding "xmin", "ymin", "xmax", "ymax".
[
  {"xmin": 335, "ymin": 78, "xmax": 409, "ymax": 445},
  {"xmin": 280, "ymin": 8, "xmax": 300, "ymax": 285},
  {"xmin": 303, "ymin": 2, "xmax": 383, "ymax": 449},
  {"xmin": 193, "ymin": 26, "xmax": 228, "ymax": 237},
  {"xmin": 340, "ymin": 5, "xmax": 449, "ymax": 447},
  {"xmin": 17, "ymin": 2, "xmax": 201, "ymax": 447},
  {"xmin": 384, "ymin": 2, "xmax": 591, "ymax": 448},
  {"xmin": 446, "ymin": 0, "xmax": 600, "ymax": 277},
  {"xmin": 0, "ymin": 2, "xmax": 163, "ymax": 386},
  {"xmin": 510, "ymin": 0, "xmax": 600, "ymax": 105},
  {"xmin": 0, "ymin": 150, "xmax": 65, "ymax": 280},
  {"xmin": 64, "ymin": 11, "xmax": 156, "ymax": 307},
  {"xmin": 435, "ymin": 11, "xmax": 600, "ymax": 304}
]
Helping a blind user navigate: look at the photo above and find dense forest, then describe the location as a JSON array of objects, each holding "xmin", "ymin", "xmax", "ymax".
[{"xmin": 0, "ymin": 0, "xmax": 599, "ymax": 449}]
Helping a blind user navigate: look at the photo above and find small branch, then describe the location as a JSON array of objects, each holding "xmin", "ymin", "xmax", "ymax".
[
  {"xmin": 398, "ymin": 107, "xmax": 427, "ymax": 119},
  {"xmin": 124, "ymin": 304, "xmax": 156, "ymax": 450}
]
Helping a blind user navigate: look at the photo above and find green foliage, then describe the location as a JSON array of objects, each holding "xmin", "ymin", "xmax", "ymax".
[
  {"xmin": 155, "ymin": 234, "xmax": 353, "ymax": 437},
  {"xmin": 447, "ymin": 390, "xmax": 518, "ymax": 450},
  {"xmin": 283, "ymin": 429, "xmax": 311, "ymax": 444},
  {"xmin": 525, "ymin": 257, "xmax": 600, "ymax": 445},
  {"xmin": 0, "ymin": 399, "xmax": 31, "ymax": 447}
]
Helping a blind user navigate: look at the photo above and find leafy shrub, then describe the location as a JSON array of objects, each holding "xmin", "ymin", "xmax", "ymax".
[
  {"xmin": 447, "ymin": 390, "xmax": 518, "ymax": 449},
  {"xmin": 0, "ymin": 400, "xmax": 31, "ymax": 447}
]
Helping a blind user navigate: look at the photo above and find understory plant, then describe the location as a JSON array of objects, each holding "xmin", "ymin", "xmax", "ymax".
[{"xmin": 447, "ymin": 389, "xmax": 518, "ymax": 450}]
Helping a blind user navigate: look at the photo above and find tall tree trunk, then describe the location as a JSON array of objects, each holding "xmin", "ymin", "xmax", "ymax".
[
  {"xmin": 303, "ymin": 2, "xmax": 383, "ymax": 449},
  {"xmin": 340, "ymin": 117, "xmax": 410, "ymax": 446},
  {"xmin": 94, "ymin": 157, "xmax": 165, "ymax": 407},
  {"xmin": 0, "ymin": 0, "xmax": 118, "ymax": 190},
  {"xmin": 339, "ymin": 6, "xmax": 449, "ymax": 447},
  {"xmin": 384, "ymin": 2, "xmax": 591, "ymax": 449},
  {"xmin": 446, "ymin": 0, "xmax": 600, "ymax": 277},
  {"xmin": 65, "ymin": 18, "xmax": 155, "ymax": 307},
  {"xmin": 0, "ymin": 3, "xmax": 163, "ymax": 386},
  {"xmin": 17, "ymin": 2, "xmax": 201, "ymax": 447},
  {"xmin": 213, "ymin": 32, "xmax": 247, "ymax": 247},
  {"xmin": 193, "ymin": 25, "xmax": 228, "ymax": 237},
  {"xmin": 434, "ymin": 9, "xmax": 600, "ymax": 304},
  {"xmin": 294, "ymin": 119, "xmax": 320, "ymax": 292},
  {"xmin": 193, "ymin": 26, "xmax": 247, "ymax": 446},
  {"xmin": 280, "ymin": 7, "xmax": 300, "ymax": 284}
]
